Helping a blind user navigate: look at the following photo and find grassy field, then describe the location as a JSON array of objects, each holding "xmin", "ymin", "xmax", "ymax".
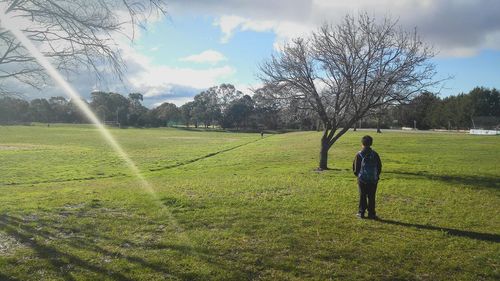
[{"xmin": 0, "ymin": 124, "xmax": 498, "ymax": 281}]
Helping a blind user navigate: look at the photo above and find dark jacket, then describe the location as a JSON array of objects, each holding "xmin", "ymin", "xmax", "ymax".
[{"xmin": 353, "ymin": 147, "xmax": 382, "ymax": 178}]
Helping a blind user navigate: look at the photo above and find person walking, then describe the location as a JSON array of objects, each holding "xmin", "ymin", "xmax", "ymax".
[{"xmin": 353, "ymin": 135, "xmax": 382, "ymax": 219}]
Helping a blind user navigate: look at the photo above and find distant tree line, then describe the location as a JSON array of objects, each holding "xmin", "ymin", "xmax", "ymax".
[
  {"xmin": 1, "ymin": 85, "xmax": 498, "ymax": 130},
  {"xmin": 385, "ymin": 87, "xmax": 500, "ymax": 130}
]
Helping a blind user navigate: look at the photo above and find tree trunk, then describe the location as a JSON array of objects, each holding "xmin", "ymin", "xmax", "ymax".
[
  {"xmin": 319, "ymin": 136, "xmax": 330, "ymax": 170},
  {"xmin": 377, "ymin": 116, "xmax": 382, "ymax": 133}
]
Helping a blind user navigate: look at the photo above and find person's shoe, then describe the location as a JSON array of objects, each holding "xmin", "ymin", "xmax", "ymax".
[
  {"xmin": 367, "ymin": 214, "xmax": 379, "ymax": 220},
  {"xmin": 356, "ymin": 213, "xmax": 365, "ymax": 219}
]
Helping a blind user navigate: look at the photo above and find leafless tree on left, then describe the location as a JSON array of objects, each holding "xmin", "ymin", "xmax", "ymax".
[{"xmin": 0, "ymin": 0, "xmax": 167, "ymax": 95}]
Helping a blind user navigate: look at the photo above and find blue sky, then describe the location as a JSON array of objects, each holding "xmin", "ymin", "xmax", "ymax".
[
  {"xmin": 6, "ymin": 0, "xmax": 500, "ymax": 107},
  {"xmin": 137, "ymin": 14, "xmax": 500, "ymax": 94},
  {"xmin": 136, "ymin": 15, "xmax": 275, "ymax": 86},
  {"xmin": 119, "ymin": 0, "xmax": 500, "ymax": 107},
  {"xmin": 433, "ymin": 50, "xmax": 500, "ymax": 95}
]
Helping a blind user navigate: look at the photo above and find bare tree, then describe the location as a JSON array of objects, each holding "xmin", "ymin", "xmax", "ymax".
[
  {"xmin": 258, "ymin": 13, "xmax": 438, "ymax": 170},
  {"xmin": 0, "ymin": 0, "xmax": 167, "ymax": 94}
]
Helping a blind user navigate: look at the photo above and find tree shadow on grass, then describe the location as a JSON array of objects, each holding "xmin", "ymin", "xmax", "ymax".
[
  {"xmin": 0, "ymin": 213, "xmax": 220, "ymax": 280},
  {"xmin": 384, "ymin": 170, "xmax": 500, "ymax": 190},
  {"xmin": 0, "ymin": 210, "xmax": 307, "ymax": 281},
  {"xmin": 378, "ymin": 219, "xmax": 500, "ymax": 243},
  {"xmin": 0, "ymin": 214, "xmax": 134, "ymax": 281}
]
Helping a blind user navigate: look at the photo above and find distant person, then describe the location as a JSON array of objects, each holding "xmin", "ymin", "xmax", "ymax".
[
  {"xmin": 260, "ymin": 131, "xmax": 264, "ymax": 138},
  {"xmin": 352, "ymin": 135, "xmax": 382, "ymax": 219}
]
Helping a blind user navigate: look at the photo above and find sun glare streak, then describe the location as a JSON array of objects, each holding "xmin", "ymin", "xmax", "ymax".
[
  {"xmin": 1, "ymin": 8, "xmax": 192, "ymax": 251},
  {"xmin": 0, "ymin": 11, "xmax": 156, "ymax": 195}
]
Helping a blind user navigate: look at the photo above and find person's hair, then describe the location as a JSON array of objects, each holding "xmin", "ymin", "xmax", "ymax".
[{"xmin": 361, "ymin": 135, "xmax": 373, "ymax": 147}]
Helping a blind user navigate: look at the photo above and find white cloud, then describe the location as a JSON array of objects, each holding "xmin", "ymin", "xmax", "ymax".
[
  {"xmin": 7, "ymin": 0, "xmax": 500, "ymax": 107},
  {"xmin": 179, "ymin": 49, "xmax": 228, "ymax": 64},
  {"xmin": 214, "ymin": 15, "xmax": 311, "ymax": 50},
  {"xmin": 190, "ymin": 0, "xmax": 500, "ymax": 57},
  {"xmin": 214, "ymin": 15, "xmax": 247, "ymax": 43},
  {"xmin": 4, "ymin": 38, "xmax": 236, "ymax": 107},
  {"xmin": 129, "ymin": 65, "xmax": 235, "ymax": 97},
  {"xmin": 115, "ymin": 46, "xmax": 234, "ymax": 102}
]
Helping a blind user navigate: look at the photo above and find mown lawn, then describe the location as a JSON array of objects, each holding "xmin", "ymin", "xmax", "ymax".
[{"xmin": 0, "ymin": 124, "xmax": 498, "ymax": 280}]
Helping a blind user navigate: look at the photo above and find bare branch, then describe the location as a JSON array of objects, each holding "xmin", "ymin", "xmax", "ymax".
[
  {"xmin": 0, "ymin": 0, "xmax": 167, "ymax": 95},
  {"xmin": 258, "ymin": 12, "xmax": 440, "ymax": 168}
]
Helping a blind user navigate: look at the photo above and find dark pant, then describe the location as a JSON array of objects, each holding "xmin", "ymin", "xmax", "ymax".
[{"xmin": 358, "ymin": 180, "xmax": 378, "ymax": 216}]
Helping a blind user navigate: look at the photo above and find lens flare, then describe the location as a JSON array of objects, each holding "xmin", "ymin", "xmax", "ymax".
[
  {"xmin": 0, "ymin": 11, "xmax": 152, "ymax": 196},
  {"xmin": 0, "ymin": 9, "xmax": 193, "ymax": 250}
]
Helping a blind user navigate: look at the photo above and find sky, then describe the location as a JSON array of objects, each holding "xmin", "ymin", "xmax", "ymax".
[{"xmin": 4, "ymin": 0, "xmax": 500, "ymax": 107}]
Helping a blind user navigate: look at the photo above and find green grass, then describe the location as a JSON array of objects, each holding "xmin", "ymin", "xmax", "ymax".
[{"xmin": 0, "ymin": 124, "xmax": 498, "ymax": 280}]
